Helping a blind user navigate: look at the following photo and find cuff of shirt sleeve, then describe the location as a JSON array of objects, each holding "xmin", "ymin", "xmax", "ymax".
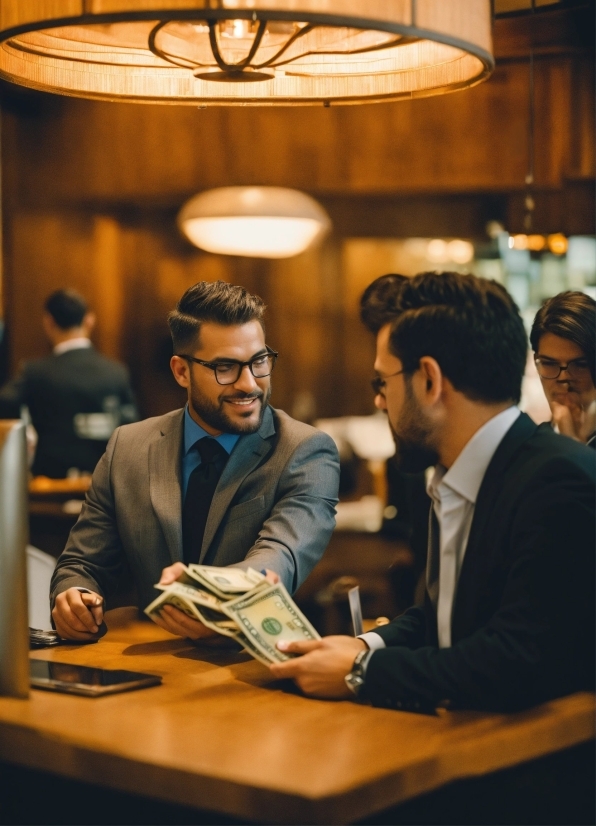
[{"xmin": 358, "ymin": 631, "xmax": 386, "ymax": 651}]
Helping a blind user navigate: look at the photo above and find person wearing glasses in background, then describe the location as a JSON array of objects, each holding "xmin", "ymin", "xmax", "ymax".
[
  {"xmin": 51, "ymin": 281, "xmax": 339, "ymax": 641},
  {"xmin": 530, "ymin": 291, "xmax": 596, "ymax": 449}
]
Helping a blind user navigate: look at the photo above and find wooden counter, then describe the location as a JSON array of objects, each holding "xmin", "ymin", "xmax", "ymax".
[{"xmin": 0, "ymin": 609, "xmax": 593, "ymax": 825}]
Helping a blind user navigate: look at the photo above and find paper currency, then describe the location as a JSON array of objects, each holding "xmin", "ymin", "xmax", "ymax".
[
  {"xmin": 222, "ymin": 582, "xmax": 321, "ymax": 663},
  {"xmin": 145, "ymin": 565, "xmax": 319, "ymax": 665},
  {"xmin": 187, "ymin": 565, "xmax": 266, "ymax": 598}
]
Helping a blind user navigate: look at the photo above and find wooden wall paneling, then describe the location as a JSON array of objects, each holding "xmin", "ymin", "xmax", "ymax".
[
  {"xmin": 339, "ymin": 240, "xmax": 400, "ymax": 417},
  {"xmin": 267, "ymin": 240, "xmax": 345, "ymax": 420},
  {"xmin": 322, "ymin": 194, "xmax": 508, "ymax": 239},
  {"xmin": 91, "ymin": 215, "xmax": 125, "ymax": 363},
  {"xmin": 7, "ymin": 211, "xmax": 95, "ymax": 370},
  {"xmin": 533, "ymin": 58, "xmax": 573, "ymax": 188},
  {"xmin": 5, "ymin": 57, "xmax": 592, "ymax": 209},
  {"xmin": 569, "ymin": 56, "xmax": 595, "ymax": 180},
  {"xmin": 113, "ymin": 217, "xmax": 192, "ymax": 419}
]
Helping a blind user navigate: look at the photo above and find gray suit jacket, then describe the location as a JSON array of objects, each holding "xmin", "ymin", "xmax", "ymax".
[{"xmin": 51, "ymin": 406, "xmax": 339, "ymax": 611}]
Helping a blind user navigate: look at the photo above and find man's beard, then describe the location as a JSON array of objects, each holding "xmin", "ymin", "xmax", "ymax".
[
  {"xmin": 189, "ymin": 382, "xmax": 271, "ymax": 435},
  {"xmin": 391, "ymin": 380, "xmax": 439, "ymax": 473}
]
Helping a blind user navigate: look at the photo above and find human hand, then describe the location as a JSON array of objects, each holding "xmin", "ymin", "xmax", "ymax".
[
  {"xmin": 151, "ymin": 604, "xmax": 219, "ymax": 640},
  {"xmin": 269, "ymin": 636, "xmax": 368, "ymax": 698},
  {"xmin": 52, "ymin": 587, "xmax": 104, "ymax": 640},
  {"xmin": 158, "ymin": 561, "xmax": 186, "ymax": 585},
  {"xmin": 263, "ymin": 569, "xmax": 280, "ymax": 585},
  {"xmin": 551, "ymin": 399, "xmax": 596, "ymax": 444}
]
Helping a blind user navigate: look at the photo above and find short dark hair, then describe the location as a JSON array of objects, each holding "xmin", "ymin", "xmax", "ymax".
[
  {"xmin": 386, "ymin": 272, "xmax": 528, "ymax": 404},
  {"xmin": 530, "ymin": 291, "xmax": 595, "ymax": 382},
  {"xmin": 360, "ymin": 274, "xmax": 409, "ymax": 333},
  {"xmin": 168, "ymin": 281, "xmax": 266, "ymax": 352},
  {"xmin": 44, "ymin": 289, "xmax": 88, "ymax": 330}
]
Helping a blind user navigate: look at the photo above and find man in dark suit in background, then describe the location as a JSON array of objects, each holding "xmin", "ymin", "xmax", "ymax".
[
  {"xmin": 271, "ymin": 272, "xmax": 595, "ymax": 712},
  {"xmin": 0, "ymin": 289, "xmax": 137, "ymax": 477}
]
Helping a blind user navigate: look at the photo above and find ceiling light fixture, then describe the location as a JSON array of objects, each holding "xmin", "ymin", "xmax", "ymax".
[
  {"xmin": 0, "ymin": 1, "xmax": 494, "ymax": 105},
  {"xmin": 178, "ymin": 187, "xmax": 331, "ymax": 257}
]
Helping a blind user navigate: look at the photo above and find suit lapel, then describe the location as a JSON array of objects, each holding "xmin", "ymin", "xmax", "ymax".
[
  {"xmin": 199, "ymin": 406, "xmax": 275, "ymax": 563},
  {"xmin": 149, "ymin": 410, "xmax": 184, "ymax": 564},
  {"xmin": 451, "ymin": 412, "xmax": 537, "ymax": 636}
]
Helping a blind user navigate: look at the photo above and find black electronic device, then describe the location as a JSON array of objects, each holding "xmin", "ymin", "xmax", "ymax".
[{"xmin": 30, "ymin": 660, "xmax": 162, "ymax": 697}]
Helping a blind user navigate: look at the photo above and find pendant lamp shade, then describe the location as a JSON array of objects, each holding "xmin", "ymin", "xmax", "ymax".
[
  {"xmin": 178, "ymin": 187, "xmax": 331, "ymax": 258},
  {"xmin": 0, "ymin": 2, "xmax": 494, "ymax": 105}
]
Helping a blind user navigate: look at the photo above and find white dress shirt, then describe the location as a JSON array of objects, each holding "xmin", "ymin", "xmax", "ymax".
[
  {"xmin": 361, "ymin": 406, "xmax": 521, "ymax": 652},
  {"xmin": 53, "ymin": 337, "xmax": 92, "ymax": 355}
]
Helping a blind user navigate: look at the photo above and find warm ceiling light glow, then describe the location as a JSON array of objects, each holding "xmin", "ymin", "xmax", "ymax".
[
  {"xmin": 527, "ymin": 234, "xmax": 546, "ymax": 251},
  {"xmin": 0, "ymin": 2, "xmax": 494, "ymax": 105},
  {"xmin": 178, "ymin": 187, "xmax": 330, "ymax": 258},
  {"xmin": 427, "ymin": 239, "xmax": 449, "ymax": 264},
  {"xmin": 547, "ymin": 234, "xmax": 568, "ymax": 256},
  {"xmin": 512, "ymin": 234, "xmax": 529, "ymax": 250},
  {"xmin": 447, "ymin": 239, "xmax": 474, "ymax": 264}
]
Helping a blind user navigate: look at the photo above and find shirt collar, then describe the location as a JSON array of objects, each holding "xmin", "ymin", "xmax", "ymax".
[
  {"xmin": 183, "ymin": 405, "xmax": 240, "ymax": 456},
  {"xmin": 53, "ymin": 337, "xmax": 92, "ymax": 355},
  {"xmin": 428, "ymin": 406, "xmax": 521, "ymax": 505}
]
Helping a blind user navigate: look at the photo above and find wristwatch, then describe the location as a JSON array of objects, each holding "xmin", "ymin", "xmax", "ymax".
[{"xmin": 344, "ymin": 648, "xmax": 372, "ymax": 698}]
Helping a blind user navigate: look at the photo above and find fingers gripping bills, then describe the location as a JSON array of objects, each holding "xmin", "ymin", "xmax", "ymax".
[{"xmin": 145, "ymin": 565, "xmax": 320, "ymax": 666}]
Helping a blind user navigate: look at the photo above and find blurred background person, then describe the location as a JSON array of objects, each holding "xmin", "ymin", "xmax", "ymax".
[
  {"xmin": 530, "ymin": 291, "xmax": 596, "ymax": 449},
  {"xmin": 360, "ymin": 274, "xmax": 430, "ymax": 606},
  {"xmin": 0, "ymin": 288, "xmax": 137, "ymax": 477}
]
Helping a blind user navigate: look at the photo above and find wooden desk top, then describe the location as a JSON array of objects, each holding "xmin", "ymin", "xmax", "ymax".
[{"xmin": 0, "ymin": 609, "xmax": 593, "ymax": 824}]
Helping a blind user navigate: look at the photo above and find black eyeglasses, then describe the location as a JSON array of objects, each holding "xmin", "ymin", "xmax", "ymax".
[
  {"xmin": 177, "ymin": 347, "xmax": 278, "ymax": 385},
  {"xmin": 371, "ymin": 369, "xmax": 404, "ymax": 396},
  {"xmin": 534, "ymin": 357, "xmax": 591, "ymax": 380}
]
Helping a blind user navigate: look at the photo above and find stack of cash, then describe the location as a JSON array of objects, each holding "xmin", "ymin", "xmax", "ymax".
[{"xmin": 145, "ymin": 565, "xmax": 320, "ymax": 666}]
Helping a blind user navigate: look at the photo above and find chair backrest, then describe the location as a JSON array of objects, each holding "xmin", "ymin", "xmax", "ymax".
[{"xmin": 27, "ymin": 546, "xmax": 56, "ymax": 630}]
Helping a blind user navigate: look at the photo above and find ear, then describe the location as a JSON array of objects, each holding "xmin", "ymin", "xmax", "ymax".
[
  {"xmin": 170, "ymin": 355, "xmax": 190, "ymax": 389},
  {"xmin": 414, "ymin": 356, "xmax": 443, "ymax": 406},
  {"xmin": 82, "ymin": 312, "xmax": 96, "ymax": 335},
  {"xmin": 41, "ymin": 312, "xmax": 55, "ymax": 339}
]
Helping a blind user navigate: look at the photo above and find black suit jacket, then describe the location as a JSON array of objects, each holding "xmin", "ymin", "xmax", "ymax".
[
  {"xmin": 0, "ymin": 347, "xmax": 137, "ymax": 477},
  {"xmin": 365, "ymin": 413, "xmax": 595, "ymax": 712}
]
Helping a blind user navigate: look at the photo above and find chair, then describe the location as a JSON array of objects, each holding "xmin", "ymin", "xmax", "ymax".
[{"xmin": 26, "ymin": 545, "xmax": 56, "ymax": 630}]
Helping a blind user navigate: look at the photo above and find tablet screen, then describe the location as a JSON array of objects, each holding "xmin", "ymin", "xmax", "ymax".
[{"xmin": 30, "ymin": 660, "xmax": 162, "ymax": 696}]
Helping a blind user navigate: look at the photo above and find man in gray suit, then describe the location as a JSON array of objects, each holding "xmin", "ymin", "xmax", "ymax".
[{"xmin": 51, "ymin": 281, "xmax": 339, "ymax": 641}]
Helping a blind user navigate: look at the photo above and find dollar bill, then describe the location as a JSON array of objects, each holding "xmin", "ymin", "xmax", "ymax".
[
  {"xmin": 235, "ymin": 628, "xmax": 278, "ymax": 667},
  {"xmin": 145, "ymin": 583, "xmax": 239, "ymax": 637},
  {"xmin": 154, "ymin": 580, "xmax": 225, "ymax": 613},
  {"xmin": 187, "ymin": 565, "xmax": 266, "ymax": 599},
  {"xmin": 145, "ymin": 567, "xmax": 321, "ymax": 667},
  {"xmin": 145, "ymin": 589, "xmax": 205, "ymax": 623},
  {"xmin": 222, "ymin": 582, "xmax": 321, "ymax": 663}
]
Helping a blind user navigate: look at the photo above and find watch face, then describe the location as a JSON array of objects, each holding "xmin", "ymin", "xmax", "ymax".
[{"xmin": 345, "ymin": 671, "xmax": 365, "ymax": 696}]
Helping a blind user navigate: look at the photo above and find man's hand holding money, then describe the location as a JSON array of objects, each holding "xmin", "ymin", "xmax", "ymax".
[
  {"xmin": 152, "ymin": 561, "xmax": 280, "ymax": 640},
  {"xmin": 269, "ymin": 636, "xmax": 367, "ymax": 698}
]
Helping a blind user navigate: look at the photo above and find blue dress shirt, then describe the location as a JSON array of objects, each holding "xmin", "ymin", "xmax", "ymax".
[{"xmin": 182, "ymin": 406, "xmax": 240, "ymax": 501}]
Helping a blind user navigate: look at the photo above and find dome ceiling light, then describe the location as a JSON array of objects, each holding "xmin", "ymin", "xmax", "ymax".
[
  {"xmin": 0, "ymin": 2, "xmax": 494, "ymax": 105},
  {"xmin": 178, "ymin": 187, "xmax": 331, "ymax": 258}
]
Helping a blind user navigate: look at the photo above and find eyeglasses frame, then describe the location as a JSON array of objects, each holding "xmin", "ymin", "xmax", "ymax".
[
  {"xmin": 371, "ymin": 368, "xmax": 405, "ymax": 396},
  {"xmin": 534, "ymin": 357, "xmax": 591, "ymax": 380},
  {"xmin": 177, "ymin": 346, "xmax": 278, "ymax": 385}
]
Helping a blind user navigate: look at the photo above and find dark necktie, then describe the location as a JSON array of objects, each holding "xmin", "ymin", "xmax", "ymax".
[{"xmin": 182, "ymin": 438, "xmax": 228, "ymax": 565}]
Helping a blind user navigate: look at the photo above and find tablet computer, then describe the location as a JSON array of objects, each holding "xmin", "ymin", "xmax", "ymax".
[{"xmin": 30, "ymin": 660, "xmax": 162, "ymax": 697}]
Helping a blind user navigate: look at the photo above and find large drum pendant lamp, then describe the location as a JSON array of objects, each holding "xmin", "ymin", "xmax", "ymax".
[{"xmin": 0, "ymin": 1, "xmax": 494, "ymax": 106}]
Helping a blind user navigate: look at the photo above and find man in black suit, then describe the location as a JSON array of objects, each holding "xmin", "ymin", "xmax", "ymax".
[
  {"xmin": 271, "ymin": 272, "xmax": 595, "ymax": 712},
  {"xmin": 0, "ymin": 289, "xmax": 137, "ymax": 477}
]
